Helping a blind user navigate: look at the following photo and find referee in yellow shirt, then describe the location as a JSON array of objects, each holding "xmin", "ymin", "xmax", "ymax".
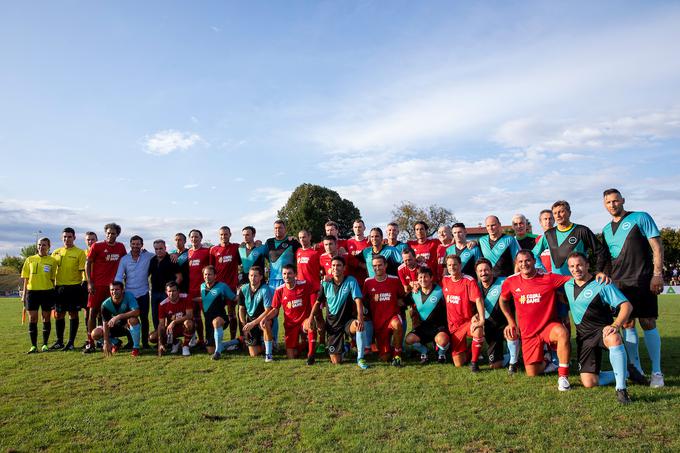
[
  {"xmin": 21, "ymin": 237, "xmax": 57, "ymax": 353},
  {"xmin": 51, "ymin": 228, "xmax": 87, "ymax": 351}
]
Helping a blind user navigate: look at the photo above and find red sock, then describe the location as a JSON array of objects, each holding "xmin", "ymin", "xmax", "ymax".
[
  {"xmin": 307, "ymin": 329, "xmax": 316, "ymax": 357},
  {"xmin": 471, "ymin": 337, "xmax": 483, "ymax": 363},
  {"xmin": 183, "ymin": 333, "xmax": 192, "ymax": 346},
  {"xmin": 558, "ymin": 364, "xmax": 569, "ymax": 377}
]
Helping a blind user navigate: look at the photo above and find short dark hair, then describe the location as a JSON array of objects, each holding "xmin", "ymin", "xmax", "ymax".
[
  {"xmin": 452, "ymin": 222, "xmax": 466, "ymax": 230},
  {"xmin": 324, "ymin": 220, "xmax": 339, "ymax": 229},
  {"xmin": 387, "ymin": 222, "xmax": 399, "ymax": 228},
  {"xmin": 62, "ymin": 227, "xmax": 75, "ymax": 236},
  {"xmin": 353, "ymin": 219, "xmax": 365, "ymax": 226},
  {"xmin": 539, "ymin": 209, "xmax": 552, "ymax": 217},
  {"xmin": 219, "ymin": 226, "xmax": 231, "ymax": 233},
  {"xmin": 282, "ymin": 263, "xmax": 296, "ymax": 272},
  {"xmin": 515, "ymin": 249, "xmax": 535, "ymax": 261},
  {"xmin": 474, "ymin": 258, "xmax": 493, "ymax": 270},
  {"xmin": 110, "ymin": 281, "xmax": 124, "ymax": 289},
  {"xmin": 603, "ymin": 188, "xmax": 622, "ymax": 198},
  {"xmin": 274, "ymin": 219, "xmax": 286, "ymax": 227},
  {"xmin": 331, "ymin": 256, "xmax": 346, "ymax": 266},
  {"xmin": 104, "ymin": 223, "xmax": 121, "ymax": 234},
  {"xmin": 85, "ymin": 231, "xmax": 97, "ymax": 238},
  {"xmin": 370, "ymin": 227, "xmax": 383, "ymax": 237},
  {"xmin": 202, "ymin": 264, "xmax": 215, "ymax": 274},
  {"xmin": 551, "ymin": 200, "xmax": 571, "ymax": 212},
  {"xmin": 445, "ymin": 254, "xmax": 461, "ymax": 265},
  {"xmin": 165, "ymin": 281, "xmax": 178, "ymax": 290},
  {"xmin": 322, "ymin": 235, "xmax": 337, "ymax": 243},
  {"xmin": 249, "ymin": 266, "xmax": 263, "ymax": 276},
  {"xmin": 189, "ymin": 229, "xmax": 203, "ymax": 238},
  {"xmin": 567, "ymin": 251, "xmax": 588, "ymax": 262},
  {"xmin": 175, "ymin": 232, "xmax": 187, "ymax": 240},
  {"xmin": 402, "ymin": 247, "xmax": 416, "ymax": 257},
  {"xmin": 417, "ymin": 267, "xmax": 433, "ymax": 277},
  {"xmin": 130, "ymin": 235, "xmax": 143, "ymax": 244},
  {"xmin": 371, "ymin": 254, "xmax": 387, "ymax": 265},
  {"xmin": 242, "ymin": 226, "xmax": 256, "ymax": 235},
  {"xmin": 414, "ymin": 221, "xmax": 429, "ymax": 231}
]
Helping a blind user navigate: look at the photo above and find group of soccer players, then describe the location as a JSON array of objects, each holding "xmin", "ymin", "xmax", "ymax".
[{"xmin": 20, "ymin": 188, "xmax": 665, "ymax": 402}]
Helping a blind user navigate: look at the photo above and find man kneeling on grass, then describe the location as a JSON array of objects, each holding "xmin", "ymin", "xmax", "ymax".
[
  {"xmin": 238, "ymin": 266, "xmax": 275, "ymax": 361},
  {"xmin": 91, "ymin": 281, "xmax": 141, "ymax": 357},
  {"xmin": 565, "ymin": 252, "xmax": 633, "ymax": 404},
  {"xmin": 151, "ymin": 281, "xmax": 194, "ymax": 357}
]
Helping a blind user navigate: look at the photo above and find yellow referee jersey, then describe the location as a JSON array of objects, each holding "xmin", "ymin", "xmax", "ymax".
[
  {"xmin": 52, "ymin": 246, "xmax": 86, "ymax": 286},
  {"xmin": 21, "ymin": 255, "xmax": 57, "ymax": 290}
]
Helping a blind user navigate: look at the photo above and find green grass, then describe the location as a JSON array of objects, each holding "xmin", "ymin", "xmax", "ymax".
[{"xmin": 1, "ymin": 296, "xmax": 679, "ymax": 452}]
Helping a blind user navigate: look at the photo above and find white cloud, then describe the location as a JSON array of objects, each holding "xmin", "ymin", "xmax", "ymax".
[
  {"xmin": 183, "ymin": 183, "xmax": 199, "ymax": 189},
  {"xmin": 239, "ymin": 187, "xmax": 292, "ymax": 237},
  {"xmin": 143, "ymin": 130, "xmax": 204, "ymax": 156}
]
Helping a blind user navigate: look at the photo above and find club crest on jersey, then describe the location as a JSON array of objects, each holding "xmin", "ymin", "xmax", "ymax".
[
  {"xmin": 568, "ymin": 237, "xmax": 577, "ymax": 245},
  {"xmin": 328, "ymin": 345, "xmax": 336, "ymax": 353},
  {"xmin": 583, "ymin": 289, "xmax": 593, "ymax": 298},
  {"xmin": 282, "ymin": 243, "xmax": 288, "ymax": 249},
  {"xmin": 622, "ymin": 222, "xmax": 632, "ymax": 231},
  {"xmin": 497, "ymin": 242, "xmax": 506, "ymax": 250},
  {"xmin": 489, "ymin": 288, "xmax": 499, "ymax": 297}
]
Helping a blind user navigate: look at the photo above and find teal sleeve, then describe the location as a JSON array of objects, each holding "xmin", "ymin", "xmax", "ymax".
[
  {"xmin": 638, "ymin": 212, "xmax": 660, "ymax": 239},
  {"xmin": 600, "ymin": 284, "xmax": 627, "ymax": 308},
  {"xmin": 350, "ymin": 278, "xmax": 362, "ymax": 299}
]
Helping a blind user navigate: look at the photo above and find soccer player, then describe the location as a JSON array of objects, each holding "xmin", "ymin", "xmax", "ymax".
[
  {"xmin": 436, "ymin": 225, "xmax": 454, "ymax": 278},
  {"xmin": 238, "ymin": 226, "xmax": 268, "ymax": 284},
  {"xmin": 314, "ymin": 220, "xmax": 348, "ymax": 252},
  {"xmin": 512, "ymin": 214, "xmax": 539, "ymax": 250},
  {"xmin": 362, "ymin": 228, "xmax": 402, "ymax": 277},
  {"xmin": 407, "ymin": 221, "xmax": 440, "ymax": 278},
  {"xmin": 115, "ymin": 235, "xmax": 155, "ymax": 349},
  {"xmin": 148, "ymin": 239, "xmax": 182, "ymax": 330},
  {"xmin": 385, "ymin": 222, "xmax": 407, "ymax": 253},
  {"xmin": 210, "ymin": 226, "xmax": 241, "ymax": 340},
  {"xmin": 84, "ymin": 223, "xmax": 127, "ymax": 353},
  {"xmin": 267, "ymin": 265, "xmax": 318, "ymax": 364},
  {"xmin": 51, "ymin": 228, "xmax": 87, "ymax": 351},
  {"xmin": 200, "ymin": 265, "xmax": 236, "ymax": 359},
  {"xmin": 82, "ymin": 231, "xmax": 98, "ymax": 339},
  {"xmin": 347, "ymin": 219, "xmax": 370, "ymax": 284},
  {"xmin": 565, "ymin": 252, "xmax": 633, "ymax": 403},
  {"xmin": 21, "ymin": 237, "xmax": 57, "ymax": 353},
  {"xmin": 446, "ymin": 223, "xmax": 482, "ymax": 277},
  {"xmin": 480, "ymin": 216, "xmax": 520, "ymax": 278},
  {"xmin": 499, "ymin": 251, "xmax": 572, "ymax": 390},
  {"xmin": 536, "ymin": 210, "xmax": 555, "ymax": 271},
  {"xmin": 238, "ymin": 266, "xmax": 274, "ymax": 360},
  {"xmin": 171, "ymin": 233, "xmax": 190, "ymax": 293},
  {"xmin": 92, "ymin": 281, "xmax": 141, "ymax": 357},
  {"xmin": 320, "ymin": 235, "xmax": 358, "ymax": 278},
  {"xmin": 475, "ymin": 258, "xmax": 518, "ymax": 372},
  {"xmin": 187, "ymin": 229, "xmax": 211, "ymax": 347},
  {"xmin": 442, "ymin": 255, "xmax": 486, "ymax": 371},
  {"xmin": 153, "ymin": 281, "xmax": 194, "ymax": 357},
  {"xmin": 296, "ymin": 230, "xmax": 321, "ymax": 292},
  {"xmin": 363, "ymin": 255, "xmax": 405, "ymax": 366},
  {"xmin": 602, "ymin": 188, "xmax": 665, "ymax": 387},
  {"xmin": 398, "ymin": 248, "xmax": 420, "ymax": 293},
  {"xmin": 313, "ymin": 256, "xmax": 368, "ymax": 369},
  {"xmin": 405, "ymin": 267, "xmax": 450, "ymax": 364}
]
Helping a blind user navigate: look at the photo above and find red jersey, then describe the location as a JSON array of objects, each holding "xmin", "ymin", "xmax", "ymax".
[
  {"xmin": 397, "ymin": 263, "xmax": 418, "ymax": 292},
  {"xmin": 441, "ymin": 274, "xmax": 482, "ymax": 331},
  {"xmin": 271, "ymin": 280, "xmax": 315, "ymax": 326},
  {"xmin": 188, "ymin": 247, "xmax": 211, "ymax": 295},
  {"xmin": 314, "ymin": 239, "xmax": 348, "ymax": 253},
  {"xmin": 209, "ymin": 243, "xmax": 241, "ymax": 291},
  {"xmin": 362, "ymin": 275, "xmax": 404, "ymax": 330},
  {"xmin": 158, "ymin": 293, "xmax": 191, "ymax": 320},
  {"xmin": 536, "ymin": 235, "xmax": 552, "ymax": 272},
  {"xmin": 500, "ymin": 272, "xmax": 571, "ymax": 337},
  {"xmin": 347, "ymin": 237, "xmax": 370, "ymax": 255},
  {"xmin": 88, "ymin": 241, "xmax": 127, "ymax": 286},
  {"xmin": 319, "ymin": 251, "xmax": 358, "ymax": 278},
  {"xmin": 296, "ymin": 248, "xmax": 321, "ymax": 292},
  {"xmin": 408, "ymin": 239, "xmax": 440, "ymax": 275},
  {"xmin": 437, "ymin": 242, "xmax": 452, "ymax": 277}
]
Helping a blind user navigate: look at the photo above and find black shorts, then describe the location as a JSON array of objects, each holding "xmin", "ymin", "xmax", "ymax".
[
  {"xmin": 411, "ymin": 322, "xmax": 448, "ymax": 345},
  {"xmin": 244, "ymin": 315, "xmax": 264, "ymax": 347},
  {"xmin": 25, "ymin": 289, "xmax": 55, "ymax": 312},
  {"xmin": 104, "ymin": 320, "xmax": 129, "ymax": 339},
  {"xmin": 620, "ymin": 284, "xmax": 657, "ymax": 319},
  {"xmin": 55, "ymin": 284, "xmax": 86, "ymax": 313},
  {"xmin": 576, "ymin": 329, "xmax": 606, "ymax": 374},
  {"xmin": 484, "ymin": 318, "xmax": 507, "ymax": 364},
  {"xmin": 326, "ymin": 308, "xmax": 355, "ymax": 355},
  {"xmin": 204, "ymin": 303, "xmax": 228, "ymax": 347}
]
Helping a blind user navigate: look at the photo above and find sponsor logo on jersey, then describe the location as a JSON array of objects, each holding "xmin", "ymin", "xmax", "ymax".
[
  {"xmin": 375, "ymin": 292, "xmax": 392, "ymax": 302},
  {"xmin": 446, "ymin": 295, "xmax": 461, "ymax": 305},
  {"xmin": 298, "ymin": 256, "xmax": 310, "ymax": 264},
  {"xmin": 219, "ymin": 255, "xmax": 233, "ymax": 263},
  {"xmin": 519, "ymin": 293, "xmax": 541, "ymax": 304},
  {"xmin": 106, "ymin": 254, "xmax": 121, "ymax": 262},
  {"xmin": 190, "ymin": 259, "xmax": 201, "ymax": 266}
]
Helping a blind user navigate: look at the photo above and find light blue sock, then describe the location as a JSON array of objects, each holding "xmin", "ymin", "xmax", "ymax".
[
  {"xmin": 643, "ymin": 328, "xmax": 662, "ymax": 374},
  {"xmin": 502, "ymin": 352, "xmax": 510, "ymax": 367},
  {"xmin": 437, "ymin": 342, "xmax": 449, "ymax": 358},
  {"xmin": 271, "ymin": 313, "xmax": 279, "ymax": 345},
  {"xmin": 265, "ymin": 340, "xmax": 273, "ymax": 356},
  {"xmin": 507, "ymin": 339, "xmax": 519, "ymax": 364},
  {"xmin": 363, "ymin": 320, "xmax": 373, "ymax": 349},
  {"xmin": 623, "ymin": 327, "xmax": 643, "ymax": 373},
  {"xmin": 129, "ymin": 324, "xmax": 141, "ymax": 349},
  {"xmin": 609, "ymin": 344, "xmax": 628, "ymax": 390},
  {"xmin": 356, "ymin": 328, "xmax": 366, "ymax": 360},
  {"xmin": 598, "ymin": 370, "xmax": 616, "ymax": 386},
  {"xmin": 214, "ymin": 326, "xmax": 224, "ymax": 353},
  {"xmin": 412, "ymin": 342, "xmax": 428, "ymax": 355}
]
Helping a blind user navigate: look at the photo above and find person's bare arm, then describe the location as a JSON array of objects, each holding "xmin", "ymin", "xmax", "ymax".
[{"xmin": 649, "ymin": 237, "xmax": 665, "ymax": 294}]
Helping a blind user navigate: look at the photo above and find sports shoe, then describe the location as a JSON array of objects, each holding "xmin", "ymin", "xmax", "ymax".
[
  {"xmin": 50, "ymin": 341, "xmax": 65, "ymax": 350},
  {"xmin": 650, "ymin": 372, "xmax": 665, "ymax": 388},
  {"xmin": 544, "ymin": 361, "xmax": 558, "ymax": 374},
  {"xmin": 82, "ymin": 343, "xmax": 96, "ymax": 354},
  {"xmin": 437, "ymin": 354, "xmax": 446, "ymax": 364},
  {"xmin": 419, "ymin": 353, "xmax": 429, "ymax": 365},
  {"xmin": 188, "ymin": 333, "xmax": 198, "ymax": 347},
  {"xmin": 616, "ymin": 388, "xmax": 632, "ymax": 404},
  {"xmin": 391, "ymin": 355, "xmax": 402, "ymax": 367},
  {"xmin": 315, "ymin": 343, "xmax": 326, "ymax": 354},
  {"xmin": 508, "ymin": 362, "xmax": 519, "ymax": 375},
  {"xmin": 131, "ymin": 348, "xmax": 140, "ymax": 357},
  {"xmin": 470, "ymin": 362, "xmax": 480, "ymax": 373},
  {"xmin": 211, "ymin": 351, "xmax": 221, "ymax": 361},
  {"xmin": 41, "ymin": 344, "xmax": 49, "ymax": 352},
  {"xmin": 558, "ymin": 376, "xmax": 571, "ymax": 391},
  {"xmin": 27, "ymin": 346, "xmax": 38, "ymax": 354},
  {"xmin": 265, "ymin": 354, "xmax": 274, "ymax": 363},
  {"xmin": 357, "ymin": 358, "xmax": 369, "ymax": 370},
  {"xmin": 62, "ymin": 343, "xmax": 75, "ymax": 352},
  {"xmin": 182, "ymin": 346, "xmax": 191, "ymax": 357},
  {"xmin": 306, "ymin": 355, "xmax": 315, "ymax": 366},
  {"xmin": 111, "ymin": 344, "xmax": 120, "ymax": 354},
  {"xmin": 171, "ymin": 342, "xmax": 181, "ymax": 354},
  {"xmin": 627, "ymin": 364, "xmax": 649, "ymax": 385}
]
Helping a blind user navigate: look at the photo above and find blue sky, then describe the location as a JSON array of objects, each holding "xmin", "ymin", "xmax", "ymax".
[{"xmin": 1, "ymin": 1, "xmax": 679, "ymax": 254}]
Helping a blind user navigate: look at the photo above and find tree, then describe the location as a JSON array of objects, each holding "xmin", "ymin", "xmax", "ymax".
[
  {"xmin": 20, "ymin": 244, "xmax": 37, "ymax": 259},
  {"xmin": 391, "ymin": 201, "xmax": 457, "ymax": 239},
  {"xmin": 661, "ymin": 228, "xmax": 680, "ymax": 269},
  {"xmin": 1, "ymin": 256, "xmax": 23, "ymax": 273},
  {"xmin": 277, "ymin": 183, "xmax": 361, "ymax": 242}
]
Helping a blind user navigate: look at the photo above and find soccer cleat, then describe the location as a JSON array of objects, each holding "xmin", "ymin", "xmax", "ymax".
[
  {"xmin": 82, "ymin": 343, "xmax": 96, "ymax": 354},
  {"xmin": 544, "ymin": 362, "xmax": 558, "ymax": 374},
  {"xmin": 437, "ymin": 354, "xmax": 446, "ymax": 364},
  {"xmin": 419, "ymin": 353, "xmax": 429, "ymax": 365},
  {"xmin": 508, "ymin": 362, "xmax": 519, "ymax": 375},
  {"xmin": 62, "ymin": 343, "xmax": 75, "ymax": 352},
  {"xmin": 41, "ymin": 344, "xmax": 49, "ymax": 352},
  {"xmin": 111, "ymin": 344, "xmax": 120, "ymax": 354},
  {"xmin": 50, "ymin": 341, "xmax": 65, "ymax": 350},
  {"xmin": 131, "ymin": 348, "xmax": 140, "ymax": 357},
  {"xmin": 616, "ymin": 388, "xmax": 632, "ymax": 404},
  {"xmin": 182, "ymin": 346, "xmax": 191, "ymax": 357},
  {"xmin": 188, "ymin": 333, "xmax": 198, "ymax": 347},
  {"xmin": 265, "ymin": 354, "xmax": 274, "ymax": 363},
  {"xmin": 171, "ymin": 342, "xmax": 181, "ymax": 354},
  {"xmin": 650, "ymin": 372, "xmax": 665, "ymax": 388},
  {"xmin": 306, "ymin": 355, "xmax": 316, "ymax": 366},
  {"xmin": 27, "ymin": 346, "xmax": 38, "ymax": 354},
  {"xmin": 470, "ymin": 362, "xmax": 480, "ymax": 373},
  {"xmin": 391, "ymin": 355, "xmax": 402, "ymax": 367},
  {"xmin": 627, "ymin": 364, "xmax": 649, "ymax": 385},
  {"xmin": 558, "ymin": 376, "xmax": 571, "ymax": 391},
  {"xmin": 357, "ymin": 358, "xmax": 369, "ymax": 370},
  {"xmin": 211, "ymin": 351, "xmax": 221, "ymax": 361}
]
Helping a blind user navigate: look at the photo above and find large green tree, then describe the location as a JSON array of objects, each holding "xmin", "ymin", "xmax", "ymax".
[
  {"xmin": 1, "ymin": 244, "xmax": 40, "ymax": 274},
  {"xmin": 277, "ymin": 184, "xmax": 361, "ymax": 242},
  {"xmin": 660, "ymin": 227, "xmax": 680, "ymax": 269},
  {"xmin": 391, "ymin": 201, "xmax": 457, "ymax": 239}
]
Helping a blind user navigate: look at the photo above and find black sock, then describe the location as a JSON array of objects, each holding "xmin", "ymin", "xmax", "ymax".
[
  {"xmin": 69, "ymin": 318, "xmax": 79, "ymax": 344},
  {"xmin": 42, "ymin": 321, "xmax": 51, "ymax": 345},
  {"xmin": 29, "ymin": 322, "xmax": 38, "ymax": 347},
  {"xmin": 55, "ymin": 318, "xmax": 65, "ymax": 343}
]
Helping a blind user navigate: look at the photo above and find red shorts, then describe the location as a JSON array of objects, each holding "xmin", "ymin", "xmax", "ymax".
[
  {"xmin": 449, "ymin": 321, "xmax": 473, "ymax": 356},
  {"xmin": 87, "ymin": 285, "xmax": 110, "ymax": 309},
  {"xmin": 374, "ymin": 315, "xmax": 402, "ymax": 356},
  {"xmin": 284, "ymin": 322, "xmax": 307, "ymax": 350},
  {"xmin": 171, "ymin": 322, "xmax": 186, "ymax": 338},
  {"xmin": 521, "ymin": 321, "xmax": 561, "ymax": 365}
]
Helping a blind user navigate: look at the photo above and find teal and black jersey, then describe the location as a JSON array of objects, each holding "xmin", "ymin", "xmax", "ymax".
[
  {"xmin": 101, "ymin": 291, "xmax": 139, "ymax": 322},
  {"xmin": 411, "ymin": 285, "xmax": 447, "ymax": 328},
  {"xmin": 479, "ymin": 235, "xmax": 520, "ymax": 278},
  {"xmin": 171, "ymin": 248, "xmax": 190, "ymax": 292},
  {"xmin": 238, "ymin": 244, "xmax": 268, "ymax": 280},
  {"xmin": 602, "ymin": 211, "xmax": 660, "ymax": 287},
  {"xmin": 479, "ymin": 277, "xmax": 506, "ymax": 322},
  {"xmin": 516, "ymin": 233, "xmax": 538, "ymax": 250},
  {"xmin": 200, "ymin": 282, "xmax": 235, "ymax": 313},
  {"xmin": 446, "ymin": 244, "xmax": 482, "ymax": 276},
  {"xmin": 238, "ymin": 283, "xmax": 273, "ymax": 318},
  {"xmin": 532, "ymin": 224, "xmax": 609, "ymax": 276},
  {"xmin": 361, "ymin": 245, "xmax": 402, "ymax": 277},
  {"xmin": 565, "ymin": 277, "xmax": 627, "ymax": 335},
  {"xmin": 265, "ymin": 238, "xmax": 300, "ymax": 283},
  {"xmin": 319, "ymin": 275, "xmax": 362, "ymax": 317}
]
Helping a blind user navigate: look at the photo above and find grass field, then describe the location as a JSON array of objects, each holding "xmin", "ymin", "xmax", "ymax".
[{"xmin": 1, "ymin": 296, "xmax": 679, "ymax": 452}]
